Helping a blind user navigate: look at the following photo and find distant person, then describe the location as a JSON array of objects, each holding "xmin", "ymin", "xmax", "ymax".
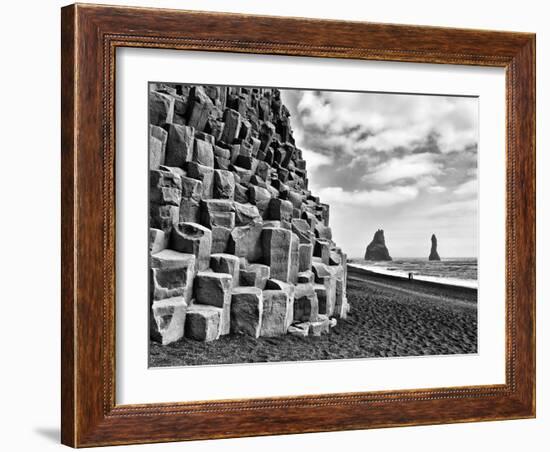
[{"xmin": 408, "ymin": 272, "xmax": 414, "ymax": 280}]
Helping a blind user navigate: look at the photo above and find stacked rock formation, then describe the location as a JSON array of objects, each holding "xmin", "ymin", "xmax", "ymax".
[
  {"xmin": 364, "ymin": 229, "xmax": 392, "ymax": 261},
  {"xmin": 429, "ymin": 234, "xmax": 441, "ymax": 261},
  {"xmin": 148, "ymin": 83, "xmax": 350, "ymax": 345}
]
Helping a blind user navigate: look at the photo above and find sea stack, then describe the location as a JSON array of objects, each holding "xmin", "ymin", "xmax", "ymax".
[
  {"xmin": 429, "ymin": 234, "xmax": 441, "ymax": 261},
  {"xmin": 364, "ymin": 229, "xmax": 392, "ymax": 261}
]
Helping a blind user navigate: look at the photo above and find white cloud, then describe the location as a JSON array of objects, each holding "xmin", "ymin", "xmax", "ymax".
[
  {"xmin": 291, "ymin": 125, "xmax": 304, "ymax": 144},
  {"xmin": 317, "ymin": 185, "xmax": 419, "ymax": 207},
  {"xmin": 297, "ymin": 91, "xmax": 334, "ymax": 129},
  {"xmin": 308, "ymin": 133, "xmax": 359, "ymax": 156},
  {"xmin": 300, "ymin": 148, "xmax": 332, "ymax": 171},
  {"xmin": 358, "ymin": 128, "xmax": 427, "ymax": 151},
  {"xmin": 295, "ymin": 90, "xmax": 478, "ymax": 154},
  {"xmin": 366, "ymin": 153, "xmax": 441, "ymax": 185},
  {"xmin": 453, "ymin": 179, "xmax": 478, "ymax": 197},
  {"xmin": 424, "ymin": 199, "xmax": 477, "ymax": 217},
  {"xmin": 427, "ymin": 185, "xmax": 446, "ymax": 194},
  {"xmin": 413, "ymin": 176, "xmax": 447, "ymax": 193}
]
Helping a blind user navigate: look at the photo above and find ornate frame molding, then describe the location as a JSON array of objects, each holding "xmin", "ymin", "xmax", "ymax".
[{"xmin": 62, "ymin": 4, "xmax": 535, "ymax": 447}]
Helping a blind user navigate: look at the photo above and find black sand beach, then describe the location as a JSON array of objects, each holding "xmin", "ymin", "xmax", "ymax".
[{"xmin": 149, "ymin": 268, "xmax": 477, "ymax": 367}]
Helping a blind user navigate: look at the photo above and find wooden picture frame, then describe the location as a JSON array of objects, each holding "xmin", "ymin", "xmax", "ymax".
[{"xmin": 61, "ymin": 3, "xmax": 536, "ymax": 447}]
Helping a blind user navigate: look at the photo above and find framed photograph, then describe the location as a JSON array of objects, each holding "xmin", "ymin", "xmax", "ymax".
[{"xmin": 61, "ymin": 4, "xmax": 536, "ymax": 447}]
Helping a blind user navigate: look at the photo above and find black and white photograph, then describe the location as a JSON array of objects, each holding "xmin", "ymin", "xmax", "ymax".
[
  {"xmin": 148, "ymin": 82, "xmax": 478, "ymax": 367},
  {"xmin": 1, "ymin": 0, "xmax": 543, "ymax": 450}
]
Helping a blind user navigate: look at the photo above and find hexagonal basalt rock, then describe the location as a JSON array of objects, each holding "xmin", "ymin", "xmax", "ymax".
[
  {"xmin": 239, "ymin": 263, "xmax": 270, "ymax": 289},
  {"xmin": 195, "ymin": 271, "xmax": 233, "ymax": 335},
  {"xmin": 230, "ymin": 287, "xmax": 263, "ymax": 338},
  {"xmin": 234, "ymin": 183, "xmax": 249, "ymax": 203},
  {"xmin": 293, "ymin": 283, "xmax": 319, "ymax": 323},
  {"xmin": 268, "ymin": 198, "xmax": 293, "ymax": 222},
  {"xmin": 149, "ymin": 90, "xmax": 175, "ymax": 126},
  {"xmin": 227, "ymin": 219, "xmax": 263, "ymax": 262},
  {"xmin": 234, "ymin": 202, "xmax": 262, "ymax": 226},
  {"xmin": 211, "ymin": 226, "xmax": 231, "ymax": 254},
  {"xmin": 220, "ymin": 108, "xmax": 242, "ymax": 143},
  {"xmin": 248, "ymin": 185, "xmax": 272, "ymax": 218},
  {"xmin": 200, "ymin": 199, "xmax": 235, "ymax": 229},
  {"xmin": 187, "ymin": 162, "xmax": 214, "ymax": 199},
  {"xmin": 185, "ymin": 304, "xmax": 222, "ymax": 342},
  {"xmin": 150, "ymin": 297, "xmax": 187, "ymax": 345},
  {"xmin": 309, "ymin": 314, "xmax": 330, "ymax": 336},
  {"xmin": 313, "ymin": 239, "xmax": 331, "ymax": 265},
  {"xmin": 179, "ymin": 176, "xmax": 203, "ymax": 223},
  {"xmin": 149, "ymin": 125, "xmax": 168, "ymax": 170},
  {"xmin": 334, "ymin": 265, "xmax": 349, "ymax": 319},
  {"xmin": 192, "ymin": 138, "xmax": 214, "ymax": 168},
  {"xmin": 297, "ymin": 270, "xmax": 314, "ymax": 284},
  {"xmin": 259, "ymin": 121, "xmax": 275, "ymax": 151},
  {"xmin": 210, "ymin": 253, "xmax": 240, "ymax": 287},
  {"xmin": 291, "ymin": 219, "xmax": 314, "ymax": 244},
  {"xmin": 313, "ymin": 283, "xmax": 334, "ymax": 317},
  {"xmin": 213, "ymin": 169, "xmax": 235, "ymax": 200},
  {"xmin": 298, "ymin": 243, "xmax": 313, "ymax": 272},
  {"xmin": 312, "ymin": 262, "xmax": 338, "ymax": 317},
  {"xmin": 149, "ymin": 228, "xmax": 168, "ymax": 254},
  {"xmin": 288, "ymin": 322, "xmax": 309, "ymax": 337},
  {"xmin": 260, "ymin": 290, "xmax": 292, "ymax": 337},
  {"xmin": 261, "ymin": 227, "xmax": 292, "ymax": 282},
  {"xmin": 163, "ymin": 123, "xmax": 194, "ymax": 167},
  {"xmin": 289, "ymin": 233, "xmax": 300, "ymax": 284},
  {"xmin": 186, "ymin": 86, "xmax": 214, "ymax": 131},
  {"xmin": 151, "ymin": 248, "xmax": 196, "ymax": 270},
  {"xmin": 264, "ymin": 277, "xmax": 295, "ymax": 312},
  {"xmin": 150, "ymin": 169, "xmax": 182, "ymax": 207},
  {"xmin": 150, "ymin": 252, "xmax": 195, "ymax": 304},
  {"xmin": 170, "ymin": 222, "xmax": 212, "ymax": 271}
]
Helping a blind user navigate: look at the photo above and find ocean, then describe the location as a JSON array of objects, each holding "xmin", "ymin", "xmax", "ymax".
[{"xmin": 348, "ymin": 258, "xmax": 478, "ymax": 289}]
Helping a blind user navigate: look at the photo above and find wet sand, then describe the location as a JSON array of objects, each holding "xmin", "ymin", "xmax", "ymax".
[{"xmin": 149, "ymin": 268, "xmax": 477, "ymax": 367}]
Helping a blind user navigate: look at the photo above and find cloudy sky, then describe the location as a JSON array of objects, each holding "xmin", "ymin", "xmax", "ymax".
[{"xmin": 280, "ymin": 89, "xmax": 478, "ymax": 259}]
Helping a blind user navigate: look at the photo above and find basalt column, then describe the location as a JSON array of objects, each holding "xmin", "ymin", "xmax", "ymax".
[{"xmin": 148, "ymin": 83, "xmax": 350, "ymax": 344}]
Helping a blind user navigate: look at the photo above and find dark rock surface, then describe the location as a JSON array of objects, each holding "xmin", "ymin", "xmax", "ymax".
[
  {"xmin": 364, "ymin": 229, "xmax": 392, "ymax": 261},
  {"xmin": 230, "ymin": 287, "xmax": 263, "ymax": 338},
  {"xmin": 429, "ymin": 233, "xmax": 441, "ymax": 261}
]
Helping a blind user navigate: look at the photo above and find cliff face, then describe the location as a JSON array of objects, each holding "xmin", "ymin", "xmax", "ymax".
[
  {"xmin": 429, "ymin": 234, "xmax": 441, "ymax": 261},
  {"xmin": 148, "ymin": 83, "xmax": 349, "ymax": 345},
  {"xmin": 364, "ymin": 229, "xmax": 392, "ymax": 261}
]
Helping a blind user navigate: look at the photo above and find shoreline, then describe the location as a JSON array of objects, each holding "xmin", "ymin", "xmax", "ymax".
[
  {"xmin": 150, "ymin": 268, "xmax": 477, "ymax": 367},
  {"xmin": 348, "ymin": 263, "xmax": 478, "ymax": 291}
]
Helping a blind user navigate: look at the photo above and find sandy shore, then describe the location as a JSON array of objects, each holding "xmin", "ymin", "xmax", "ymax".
[{"xmin": 149, "ymin": 269, "xmax": 478, "ymax": 367}]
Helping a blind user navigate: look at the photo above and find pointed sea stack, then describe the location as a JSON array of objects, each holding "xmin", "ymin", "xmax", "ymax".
[
  {"xmin": 364, "ymin": 229, "xmax": 392, "ymax": 261},
  {"xmin": 429, "ymin": 234, "xmax": 441, "ymax": 261}
]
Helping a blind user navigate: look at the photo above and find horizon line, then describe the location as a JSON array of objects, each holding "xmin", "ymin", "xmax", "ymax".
[{"xmin": 348, "ymin": 256, "xmax": 478, "ymax": 260}]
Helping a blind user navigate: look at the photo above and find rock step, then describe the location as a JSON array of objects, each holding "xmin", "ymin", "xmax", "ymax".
[{"xmin": 185, "ymin": 304, "xmax": 222, "ymax": 342}]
